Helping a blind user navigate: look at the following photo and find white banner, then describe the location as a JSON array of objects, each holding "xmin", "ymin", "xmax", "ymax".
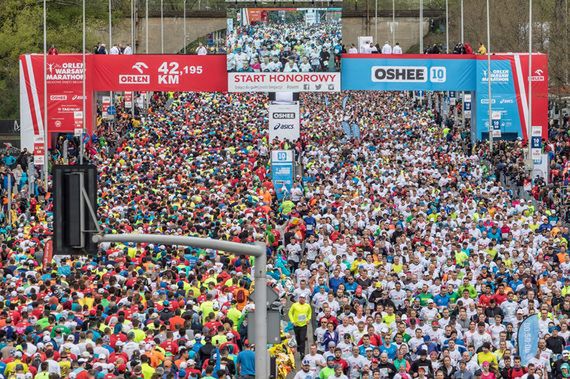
[
  {"xmin": 268, "ymin": 102, "xmax": 300, "ymax": 142},
  {"xmin": 228, "ymin": 72, "xmax": 340, "ymax": 92}
]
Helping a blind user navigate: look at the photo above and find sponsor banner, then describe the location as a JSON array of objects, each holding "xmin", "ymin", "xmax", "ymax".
[
  {"xmin": 124, "ymin": 91, "xmax": 133, "ymax": 109},
  {"xmin": 228, "ymin": 72, "xmax": 340, "ymax": 92},
  {"xmin": 271, "ymin": 150, "xmax": 294, "ymax": 200},
  {"xmin": 475, "ymin": 54, "xmax": 548, "ymax": 141},
  {"xmin": 463, "ymin": 93, "xmax": 472, "ymax": 118},
  {"xmin": 341, "ymin": 55, "xmax": 476, "ymax": 91},
  {"xmin": 90, "ymin": 55, "xmax": 227, "ymax": 92},
  {"xmin": 518, "ymin": 314, "xmax": 539, "ymax": 366},
  {"xmin": 531, "ymin": 125, "xmax": 542, "ymax": 163},
  {"xmin": 268, "ymin": 102, "xmax": 300, "ymax": 141},
  {"xmin": 102, "ymin": 96, "xmax": 111, "ymax": 119},
  {"xmin": 19, "ymin": 54, "xmax": 93, "ymax": 150},
  {"xmin": 33, "ymin": 141, "xmax": 45, "ymax": 165},
  {"xmin": 43, "ymin": 239, "xmax": 53, "ymax": 268}
]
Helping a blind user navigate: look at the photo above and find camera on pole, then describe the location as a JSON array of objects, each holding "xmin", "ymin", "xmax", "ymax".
[{"xmin": 53, "ymin": 165, "xmax": 99, "ymax": 255}]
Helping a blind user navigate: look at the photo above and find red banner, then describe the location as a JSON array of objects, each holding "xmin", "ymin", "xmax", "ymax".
[
  {"xmin": 43, "ymin": 239, "xmax": 53, "ymax": 268},
  {"xmin": 514, "ymin": 54, "xmax": 549, "ymax": 140},
  {"xmin": 20, "ymin": 54, "xmax": 93, "ymax": 149},
  {"xmin": 90, "ymin": 55, "xmax": 228, "ymax": 92}
]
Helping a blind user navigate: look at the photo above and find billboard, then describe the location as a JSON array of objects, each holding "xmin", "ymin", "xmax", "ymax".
[
  {"xmin": 19, "ymin": 54, "xmax": 93, "ymax": 150},
  {"xmin": 475, "ymin": 54, "xmax": 548, "ymax": 140},
  {"xmin": 341, "ymin": 55, "xmax": 476, "ymax": 91},
  {"xmin": 268, "ymin": 102, "xmax": 300, "ymax": 142},
  {"xmin": 226, "ymin": 7, "xmax": 342, "ymax": 92}
]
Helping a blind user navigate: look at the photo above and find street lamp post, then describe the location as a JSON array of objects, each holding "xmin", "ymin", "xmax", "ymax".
[
  {"xmin": 184, "ymin": 0, "xmax": 187, "ymax": 54},
  {"xmin": 460, "ymin": 0, "xmax": 464, "ymax": 44},
  {"xmin": 43, "ymin": 0, "xmax": 48, "ymax": 189},
  {"xmin": 486, "ymin": 0, "xmax": 493, "ymax": 153},
  {"xmin": 419, "ymin": 0, "xmax": 423, "ymax": 53},
  {"xmin": 527, "ymin": 0, "xmax": 534, "ymax": 172}
]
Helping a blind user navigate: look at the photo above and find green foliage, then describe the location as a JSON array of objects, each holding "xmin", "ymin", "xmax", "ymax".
[{"xmin": 0, "ymin": 0, "xmax": 129, "ymax": 120}]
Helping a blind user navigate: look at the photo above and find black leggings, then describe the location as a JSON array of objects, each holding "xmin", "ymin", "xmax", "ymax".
[{"xmin": 294, "ymin": 324, "xmax": 308, "ymax": 358}]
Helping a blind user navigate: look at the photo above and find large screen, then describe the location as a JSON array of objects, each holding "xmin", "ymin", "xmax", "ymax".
[{"xmin": 226, "ymin": 7, "xmax": 342, "ymax": 92}]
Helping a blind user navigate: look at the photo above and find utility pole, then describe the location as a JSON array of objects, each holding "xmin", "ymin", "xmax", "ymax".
[{"xmin": 487, "ymin": 0, "xmax": 493, "ymax": 153}]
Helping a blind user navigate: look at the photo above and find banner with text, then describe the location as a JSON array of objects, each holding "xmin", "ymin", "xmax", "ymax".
[
  {"xmin": 268, "ymin": 102, "xmax": 300, "ymax": 142},
  {"xmin": 341, "ymin": 55, "xmax": 476, "ymax": 91},
  {"xmin": 90, "ymin": 55, "xmax": 227, "ymax": 92},
  {"xmin": 475, "ymin": 54, "xmax": 548, "ymax": 141},
  {"xmin": 226, "ymin": 7, "xmax": 342, "ymax": 92},
  {"xmin": 517, "ymin": 314, "xmax": 539, "ymax": 366},
  {"xmin": 271, "ymin": 150, "xmax": 294, "ymax": 200},
  {"xmin": 19, "ymin": 54, "xmax": 93, "ymax": 150}
]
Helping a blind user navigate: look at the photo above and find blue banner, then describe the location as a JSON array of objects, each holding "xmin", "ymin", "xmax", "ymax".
[
  {"xmin": 351, "ymin": 123, "xmax": 361, "ymax": 139},
  {"xmin": 517, "ymin": 314, "xmax": 539, "ymax": 366},
  {"xmin": 341, "ymin": 56, "xmax": 476, "ymax": 91},
  {"xmin": 342, "ymin": 121, "xmax": 352, "ymax": 138},
  {"xmin": 475, "ymin": 59, "xmax": 522, "ymax": 139},
  {"xmin": 272, "ymin": 150, "xmax": 294, "ymax": 200}
]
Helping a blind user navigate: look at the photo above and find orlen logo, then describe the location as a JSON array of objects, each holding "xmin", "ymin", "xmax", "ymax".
[
  {"xmin": 273, "ymin": 123, "xmax": 295, "ymax": 130},
  {"xmin": 371, "ymin": 66, "xmax": 427, "ymax": 83},
  {"xmin": 272, "ymin": 112, "xmax": 296, "ymax": 120},
  {"xmin": 50, "ymin": 95, "xmax": 67, "ymax": 101},
  {"xmin": 118, "ymin": 62, "xmax": 150, "ymax": 84},
  {"xmin": 530, "ymin": 69, "xmax": 545, "ymax": 82},
  {"xmin": 55, "ymin": 121, "xmax": 62, "ymax": 128}
]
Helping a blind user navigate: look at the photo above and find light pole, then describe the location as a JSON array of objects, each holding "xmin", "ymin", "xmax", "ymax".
[
  {"xmin": 392, "ymin": 0, "xmax": 396, "ymax": 48},
  {"xmin": 108, "ymin": 0, "xmax": 112, "ymax": 48},
  {"xmin": 80, "ymin": 0, "xmax": 86, "ymax": 164},
  {"xmin": 445, "ymin": 0, "xmax": 449, "ymax": 53},
  {"xmin": 527, "ymin": 0, "xmax": 533, "ymax": 172},
  {"xmin": 146, "ymin": 0, "xmax": 149, "ymax": 53},
  {"xmin": 161, "ymin": 0, "xmax": 164, "ymax": 54},
  {"xmin": 184, "ymin": 0, "xmax": 187, "ymax": 54},
  {"xmin": 43, "ymin": 0, "xmax": 48, "ymax": 189},
  {"xmin": 92, "ymin": 234, "xmax": 269, "ymax": 379},
  {"xmin": 486, "ymin": 0, "xmax": 493, "ymax": 153},
  {"xmin": 374, "ymin": 0, "xmax": 378, "ymax": 45},
  {"xmin": 460, "ymin": 0, "xmax": 464, "ymax": 44},
  {"xmin": 419, "ymin": 0, "xmax": 423, "ymax": 53}
]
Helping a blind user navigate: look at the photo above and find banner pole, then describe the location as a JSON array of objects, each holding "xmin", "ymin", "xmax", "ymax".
[
  {"xmin": 445, "ymin": 0, "xmax": 449, "ymax": 53},
  {"xmin": 527, "ymin": 0, "xmax": 534, "ymax": 173},
  {"xmin": 487, "ymin": 0, "xmax": 493, "ymax": 153},
  {"xmin": 80, "ymin": 0, "xmax": 86, "ymax": 164},
  {"xmin": 419, "ymin": 0, "xmax": 423, "ymax": 53},
  {"xmin": 392, "ymin": 0, "xmax": 396, "ymax": 49},
  {"xmin": 374, "ymin": 0, "xmax": 377, "ymax": 46},
  {"xmin": 184, "ymin": 0, "xmax": 187, "ymax": 54},
  {"xmin": 145, "ymin": 0, "xmax": 149, "ymax": 53},
  {"xmin": 460, "ymin": 0, "xmax": 464, "ymax": 44},
  {"xmin": 43, "ymin": 0, "xmax": 48, "ymax": 190},
  {"xmin": 161, "ymin": 0, "xmax": 164, "ymax": 54}
]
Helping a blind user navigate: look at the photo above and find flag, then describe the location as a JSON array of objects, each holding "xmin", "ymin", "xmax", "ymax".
[
  {"xmin": 324, "ymin": 96, "xmax": 329, "ymax": 107},
  {"xmin": 342, "ymin": 121, "xmax": 352, "ymax": 138},
  {"xmin": 351, "ymin": 124, "xmax": 361, "ymax": 139},
  {"xmin": 342, "ymin": 95, "xmax": 349, "ymax": 110},
  {"xmin": 82, "ymin": 133, "xmax": 90, "ymax": 144},
  {"xmin": 517, "ymin": 314, "xmax": 539, "ymax": 366}
]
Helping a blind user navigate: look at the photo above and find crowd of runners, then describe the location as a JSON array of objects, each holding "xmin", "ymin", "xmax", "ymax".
[
  {"xmin": 226, "ymin": 12, "xmax": 342, "ymax": 73},
  {"xmin": 0, "ymin": 90, "xmax": 568, "ymax": 379}
]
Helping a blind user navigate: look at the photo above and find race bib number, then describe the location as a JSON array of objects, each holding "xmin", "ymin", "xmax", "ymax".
[{"xmin": 298, "ymin": 314, "xmax": 307, "ymax": 322}]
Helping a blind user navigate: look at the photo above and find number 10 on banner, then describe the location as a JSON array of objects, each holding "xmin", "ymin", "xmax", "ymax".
[{"xmin": 430, "ymin": 67, "xmax": 447, "ymax": 83}]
